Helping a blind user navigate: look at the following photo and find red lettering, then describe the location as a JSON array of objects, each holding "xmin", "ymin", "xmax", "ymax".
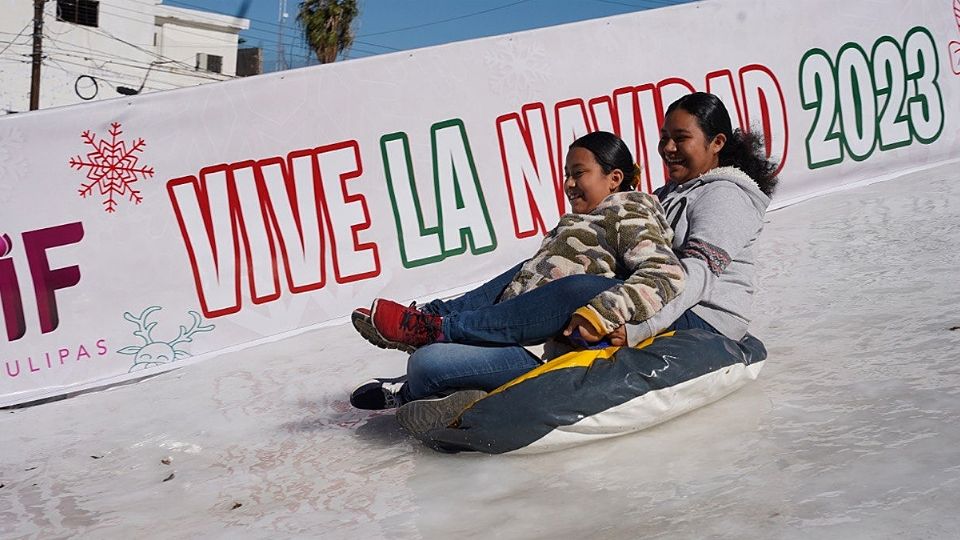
[
  {"xmin": 0, "ymin": 255, "xmax": 25, "ymax": 341},
  {"xmin": 495, "ymin": 104, "xmax": 562, "ymax": 239},
  {"xmin": 168, "ymin": 141, "xmax": 381, "ymax": 318},
  {"xmin": 496, "ymin": 64, "xmax": 788, "ymax": 238},
  {"xmin": 22, "ymin": 222, "xmax": 84, "ymax": 335},
  {"xmin": 739, "ymin": 64, "xmax": 789, "ymax": 175}
]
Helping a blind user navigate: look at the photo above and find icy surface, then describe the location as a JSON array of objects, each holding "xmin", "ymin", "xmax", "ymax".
[{"xmin": 2, "ymin": 164, "xmax": 960, "ymax": 539}]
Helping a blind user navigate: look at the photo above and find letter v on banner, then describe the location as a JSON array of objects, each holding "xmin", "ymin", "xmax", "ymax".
[
  {"xmin": 236, "ymin": 153, "xmax": 325, "ymax": 298},
  {"xmin": 167, "ymin": 167, "xmax": 242, "ymax": 318}
]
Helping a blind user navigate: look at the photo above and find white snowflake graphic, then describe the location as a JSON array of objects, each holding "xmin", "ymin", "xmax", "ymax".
[
  {"xmin": 69, "ymin": 122, "xmax": 155, "ymax": 213},
  {"xmin": 482, "ymin": 39, "xmax": 551, "ymax": 96}
]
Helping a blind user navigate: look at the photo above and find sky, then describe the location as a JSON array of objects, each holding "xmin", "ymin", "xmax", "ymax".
[{"xmin": 162, "ymin": 0, "xmax": 697, "ymax": 72}]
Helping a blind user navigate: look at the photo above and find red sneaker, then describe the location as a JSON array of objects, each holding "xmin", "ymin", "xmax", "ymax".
[
  {"xmin": 351, "ymin": 306, "xmax": 397, "ymax": 351},
  {"xmin": 371, "ymin": 298, "xmax": 444, "ymax": 352}
]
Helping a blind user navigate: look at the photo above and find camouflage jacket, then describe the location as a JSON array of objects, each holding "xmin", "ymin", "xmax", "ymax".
[{"xmin": 499, "ymin": 191, "xmax": 685, "ymax": 335}]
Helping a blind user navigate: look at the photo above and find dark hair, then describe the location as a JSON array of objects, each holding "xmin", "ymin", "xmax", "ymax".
[
  {"xmin": 569, "ymin": 131, "xmax": 639, "ymax": 192},
  {"xmin": 665, "ymin": 92, "xmax": 779, "ymax": 196}
]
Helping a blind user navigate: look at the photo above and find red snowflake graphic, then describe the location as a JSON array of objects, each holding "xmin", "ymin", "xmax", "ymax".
[{"xmin": 69, "ymin": 122, "xmax": 155, "ymax": 213}]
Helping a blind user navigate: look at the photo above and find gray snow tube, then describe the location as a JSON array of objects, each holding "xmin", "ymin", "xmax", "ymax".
[{"xmin": 422, "ymin": 329, "xmax": 767, "ymax": 454}]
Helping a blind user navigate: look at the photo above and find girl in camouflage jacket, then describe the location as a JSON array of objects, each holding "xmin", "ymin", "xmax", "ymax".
[
  {"xmin": 497, "ymin": 187, "xmax": 683, "ymax": 338},
  {"xmin": 349, "ymin": 132, "xmax": 685, "ymax": 410}
]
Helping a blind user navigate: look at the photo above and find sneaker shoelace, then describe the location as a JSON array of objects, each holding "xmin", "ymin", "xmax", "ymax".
[
  {"xmin": 381, "ymin": 380, "xmax": 405, "ymax": 409},
  {"xmin": 399, "ymin": 309, "xmax": 441, "ymax": 344}
]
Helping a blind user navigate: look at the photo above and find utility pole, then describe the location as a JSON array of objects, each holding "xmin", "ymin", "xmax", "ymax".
[
  {"xmin": 276, "ymin": 0, "xmax": 288, "ymax": 71},
  {"xmin": 29, "ymin": 0, "xmax": 44, "ymax": 110}
]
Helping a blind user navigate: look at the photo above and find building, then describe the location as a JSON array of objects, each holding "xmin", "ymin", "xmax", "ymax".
[{"xmin": 0, "ymin": 0, "xmax": 251, "ymax": 114}]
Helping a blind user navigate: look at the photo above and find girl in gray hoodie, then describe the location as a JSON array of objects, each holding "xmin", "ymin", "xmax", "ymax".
[{"xmin": 620, "ymin": 91, "xmax": 779, "ymax": 345}]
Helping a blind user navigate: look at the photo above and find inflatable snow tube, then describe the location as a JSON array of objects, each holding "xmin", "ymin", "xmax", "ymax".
[{"xmin": 424, "ymin": 328, "xmax": 767, "ymax": 454}]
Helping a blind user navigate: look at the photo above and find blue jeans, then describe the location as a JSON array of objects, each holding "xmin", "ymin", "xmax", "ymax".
[
  {"xmin": 401, "ymin": 342, "xmax": 542, "ymax": 402},
  {"xmin": 402, "ymin": 266, "xmax": 619, "ymax": 401},
  {"xmin": 421, "ymin": 263, "xmax": 620, "ymax": 345}
]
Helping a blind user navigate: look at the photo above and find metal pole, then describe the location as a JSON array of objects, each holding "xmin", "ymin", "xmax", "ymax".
[
  {"xmin": 29, "ymin": 0, "xmax": 44, "ymax": 110},
  {"xmin": 276, "ymin": 0, "xmax": 288, "ymax": 71}
]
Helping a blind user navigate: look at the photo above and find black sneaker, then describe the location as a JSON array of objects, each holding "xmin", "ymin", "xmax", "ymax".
[
  {"xmin": 349, "ymin": 376, "xmax": 407, "ymax": 410},
  {"xmin": 396, "ymin": 389, "xmax": 487, "ymax": 438}
]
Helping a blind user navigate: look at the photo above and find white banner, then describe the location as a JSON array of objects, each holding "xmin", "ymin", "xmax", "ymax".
[{"xmin": 2, "ymin": 0, "xmax": 959, "ymax": 406}]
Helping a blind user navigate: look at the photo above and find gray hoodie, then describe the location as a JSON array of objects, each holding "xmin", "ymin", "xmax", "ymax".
[{"xmin": 626, "ymin": 166, "xmax": 771, "ymax": 344}]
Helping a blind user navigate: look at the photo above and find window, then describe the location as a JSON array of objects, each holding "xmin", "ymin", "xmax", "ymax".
[
  {"xmin": 56, "ymin": 0, "xmax": 99, "ymax": 28},
  {"xmin": 196, "ymin": 53, "xmax": 223, "ymax": 74},
  {"xmin": 236, "ymin": 48, "xmax": 262, "ymax": 77}
]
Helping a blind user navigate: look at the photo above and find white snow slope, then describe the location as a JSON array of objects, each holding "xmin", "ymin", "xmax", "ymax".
[{"xmin": 2, "ymin": 163, "xmax": 960, "ymax": 539}]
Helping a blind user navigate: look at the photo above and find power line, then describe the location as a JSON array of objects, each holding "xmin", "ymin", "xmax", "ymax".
[
  {"xmin": 100, "ymin": 1, "xmax": 400, "ymax": 66},
  {"xmin": 114, "ymin": 0, "xmax": 695, "ymax": 63},
  {"xmin": 41, "ymin": 48, "xmax": 228, "ymax": 85},
  {"xmin": 99, "ymin": 4, "xmax": 267, "ymax": 42},
  {"xmin": 357, "ymin": 0, "xmax": 533, "ymax": 37},
  {"xmin": 344, "ymin": 46, "xmax": 388, "ymax": 58},
  {"xmin": 353, "ymin": 39, "xmax": 400, "ymax": 51},
  {"xmin": 131, "ymin": 0, "xmax": 316, "ymax": 50},
  {"xmin": 0, "ymin": 27, "xmax": 32, "ymax": 58},
  {"xmin": 95, "ymin": 3, "xmax": 322, "ymax": 66},
  {"xmin": 0, "ymin": 23, "xmax": 36, "ymax": 40},
  {"xmin": 162, "ymin": 0, "xmax": 291, "ymax": 31},
  {"xmin": 37, "ymin": 41, "xmax": 179, "ymax": 92},
  {"xmin": 88, "ymin": 25, "xmax": 238, "ymax": 79},
  {"xmin": 42, "ymin": 33, "xmax": 232, "ymax": 82},
  {"xmin": 42, "ymin": 56, "xmax": 168, "ymax": 93},
  {"xmin": 595, "ymin": 0, "xmax": 695, "ymax": 8}
]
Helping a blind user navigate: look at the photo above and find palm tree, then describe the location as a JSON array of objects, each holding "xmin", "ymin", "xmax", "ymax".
[{"xmin": 297, "ymin": 0, "xmax": 360, "ymax": 64}]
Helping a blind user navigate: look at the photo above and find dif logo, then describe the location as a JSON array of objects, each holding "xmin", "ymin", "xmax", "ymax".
[{"xmin": 0, "ymin": 222, "xmax": 84, "ymax": 342}]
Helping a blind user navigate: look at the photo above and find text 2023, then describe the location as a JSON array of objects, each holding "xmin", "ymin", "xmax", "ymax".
[{"xmin": 798, "ymin": 26, "xmax": 943, "ymax": 169}]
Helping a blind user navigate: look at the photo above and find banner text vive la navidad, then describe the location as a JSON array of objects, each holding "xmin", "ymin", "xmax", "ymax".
[{"xmin": 1, "ymin": 0, "xmax": 958, "ymax": 406}]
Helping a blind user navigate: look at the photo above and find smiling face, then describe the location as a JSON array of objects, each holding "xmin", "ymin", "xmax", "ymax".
[
  {"xmin": 564, "ymin": 146, "xmax": 623, "ymax": 214},
  {"xmin": 658, "ymin": 108, "xmax": 726, "ymax": 184}
]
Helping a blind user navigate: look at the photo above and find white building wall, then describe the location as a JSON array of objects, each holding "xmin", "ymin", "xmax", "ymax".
[
  {"xmin": 0, "ymin": 0, "xmax": 248, "ymax": 114},
  {"xmin": 155, "ymin": 6, "xmax": 247, "ymax": 78}
]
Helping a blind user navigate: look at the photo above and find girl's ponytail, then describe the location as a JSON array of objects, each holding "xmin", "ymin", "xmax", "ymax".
[{"xmin": 719, "ymin": 129, "xmax": 779, "ymax": 196}]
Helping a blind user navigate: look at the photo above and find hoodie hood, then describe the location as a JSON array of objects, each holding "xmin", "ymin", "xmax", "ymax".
[{"xmin": 670, "ymin": 166, "xmax": 771, "ymax": 215}]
